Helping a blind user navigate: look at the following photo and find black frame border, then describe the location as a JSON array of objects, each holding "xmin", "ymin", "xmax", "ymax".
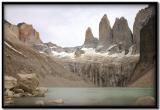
[{"xmin": 1, "ymin": 1, "xmax": 159, "ymax": 109}]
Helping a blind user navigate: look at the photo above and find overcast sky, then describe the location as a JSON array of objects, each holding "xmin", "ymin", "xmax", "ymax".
[{"xmin": 5, "ymin": 4, "xmax": 147, "ymax": 47}]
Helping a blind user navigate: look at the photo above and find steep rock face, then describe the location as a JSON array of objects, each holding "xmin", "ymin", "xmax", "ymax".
[
  {"xmin": 133, "ymin": 6, "xmax": 154, "ymax": 54},
  {"xmin": 4, "ymin": 21, "xmax": 42, "ymax": 46},
  {"xmin": 83, "ymin": 27, "xmax": 98, "ymax": 48},
  {"xmin": 64, "ymin": 57, "xmax": 138, "ymax": 87},
  {"xmin": 18, "ymin": 23, "xmax": 42, "ymax": 44},
  {"xmin": 129, "ymin": 6, "xmax": 156, "ymax": 84},
  {"xmin": 97, "ymin": 14, "xmax": 112, "ymax": 51},
  {"xmin": 139, "ymin": 6, "xmax": 156, "ymax": 65},
  {"xmin": 112, "ymin": 17, "xmax": 133, "ymax": 54}
]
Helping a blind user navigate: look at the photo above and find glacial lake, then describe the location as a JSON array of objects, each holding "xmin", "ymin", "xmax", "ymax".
[{"xmin": 13, "ymin": 87, "xmax": 154, "ymax": 106}]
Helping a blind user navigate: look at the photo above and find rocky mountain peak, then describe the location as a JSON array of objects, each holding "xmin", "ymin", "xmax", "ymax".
[
  {"xmin": 119, "ymin": 17, "xmax": 126, "ymax": 21},
  {"xmin": 83, "ymin": 27, "xmax": 98, "ymax": 48},
  {"xmin": 97, "ymin": 14, "xmax": 112, "ymax": 50},
  {"xmin": 114, "ymin": 17, "xmax": 128, "ymax": 28},
  {"xmin": 112, "ymin": 16, "xmax": 133, "ymax": 54},
  {"xmin": 100, "ymin": 14, "xmax": 111, "ymax": 31},
  {"xmin": 84, "ymin": 27, "xmax": 94, "ymax": 43},
  {"xmin": 101, "ymin": 14, "xmax": 108, "ymax": 21}
]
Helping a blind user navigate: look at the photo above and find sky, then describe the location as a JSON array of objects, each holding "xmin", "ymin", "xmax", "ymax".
[{"xmin": 5, "ymin": 4, "xmax": 147, "ymax": 47}]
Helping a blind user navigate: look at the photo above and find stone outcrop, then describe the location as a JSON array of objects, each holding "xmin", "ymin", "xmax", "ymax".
[
  {"xmin": 97, "ymin": 14, "xmax": 112, "ymax": 52},
  {"xmin": 135, "ymin": 96, "xmax": 155, "ymax": 106},
  {"xmin": 13, "ymin": 88, "xmax": 24, "ymax": 94},
  {"xmin": 4, "ymin": 74, "xmax": 49, "ymax": 106},
  {"xmin": 4, "ymin": 76, "xmax": 17, "ymax": 89},
  {"xmin": 83, "ymin": 27, "xmax": 98, "ymax": 48},
  {"xmin": 112, "ymin": 17, "xmax": 133, "ymax": 54},
  {"xmin": 129, "ymin": 6, "xmax": 156, "ymax": 84},
  {"xmin": 16, "ymin": 73, "xmax": 39, "ymax": 93},
  {"xmin": 47, "ymin": 98, "xmax": 64, "ymax": 104}
]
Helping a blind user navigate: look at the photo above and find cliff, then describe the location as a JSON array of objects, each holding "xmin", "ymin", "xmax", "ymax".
[{"xmin": 129, "ymin": 6, "xmax": 156, "ymax": 87}]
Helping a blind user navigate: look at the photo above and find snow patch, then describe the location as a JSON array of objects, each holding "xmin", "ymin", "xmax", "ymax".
[
  {"xmin": 107, "ymin": 44, "xmax": 117, "ymax": 51},
  {"xmin": 51, "ymin": 47, "xmax": 139, "ymax": 60},
  {"xmin": 52, "ymin": 51, "xmax": 75, "ymax": 59},
  {"xmin": 79, "ymin": 48, "xmax": 138, "ymax": 59},
  {"xmin": 39, "ymin": 51, "xmax": 45, "ymax": 53}
]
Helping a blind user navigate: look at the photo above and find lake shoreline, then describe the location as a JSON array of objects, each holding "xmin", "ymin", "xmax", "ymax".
[{"xmin": 10, "ymin": 87, "xmax": 155, "ymax": 106}]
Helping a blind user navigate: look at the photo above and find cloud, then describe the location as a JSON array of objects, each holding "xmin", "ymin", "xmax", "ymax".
[{"xmin": 4, "ymin": 4, "xmax": 147, "ymax": 47}]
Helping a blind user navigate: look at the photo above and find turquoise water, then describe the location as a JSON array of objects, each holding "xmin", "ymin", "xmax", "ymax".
[{"xmin": 13, "ymin": 87, "xmax": 154, "ymax": 106}]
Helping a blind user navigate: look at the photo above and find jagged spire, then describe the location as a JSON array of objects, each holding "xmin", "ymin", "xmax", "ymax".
[
  {"xmin": 112, "ymin": 16, "xmax": 133, "ymax": 54},
  {"xmin": 98, "ymin": 14, "xmax": 112, "ymax": 48},
  {"xmin": 83, "ymin": 27, "xmax": 98, "ymax": 48}
]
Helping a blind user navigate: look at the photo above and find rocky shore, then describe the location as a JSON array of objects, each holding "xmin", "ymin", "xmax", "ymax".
[{"xmin": 4, "ymin": 73, "xmax": 49, "ymax": 105}]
